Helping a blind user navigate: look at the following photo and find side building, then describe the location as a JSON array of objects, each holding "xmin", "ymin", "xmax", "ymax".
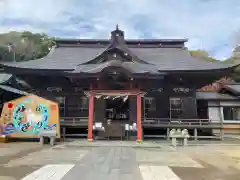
[
  {"xmin": 198, "ymin": 83, "xmax": 240, "ymax": 136},
  {"xmin": 0, "ymin": 27, "xmax": 238, "ymax": 141}
]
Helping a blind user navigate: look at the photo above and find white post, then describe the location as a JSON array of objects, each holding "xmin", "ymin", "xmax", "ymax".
[
  {"xmin": 167, "ymin": 128, "xmax": 170, "ymax": 140},
  {"xmin": 194, "ymin": 128, "xmax": 198, "ymax": 141}
]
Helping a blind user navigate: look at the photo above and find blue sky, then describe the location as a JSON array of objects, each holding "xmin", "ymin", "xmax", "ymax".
[{"xmin": 0, "ymin": 0, "xmax": 240, "ymax": 60}]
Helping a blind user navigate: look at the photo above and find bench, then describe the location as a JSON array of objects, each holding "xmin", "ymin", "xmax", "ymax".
[
  {"xmin": 39, "ymin": 129, "xmax": 57, "ymax": 146},
  {"xmin": 169, "ymin": 129, "xmax": 190, "ymax": 147}
]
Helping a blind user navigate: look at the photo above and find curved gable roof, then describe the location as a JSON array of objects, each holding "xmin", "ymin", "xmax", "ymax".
[
  {"xmin": 0, "ymin": 46, "xmax": 106, "ymax": 70},
  {"xmin": 130, "ymin": 48, "xmax": 233, "ymax": 71},
  {"xmin": 0, "ymin": 27, "xmax": 237, "ymax": 74}
]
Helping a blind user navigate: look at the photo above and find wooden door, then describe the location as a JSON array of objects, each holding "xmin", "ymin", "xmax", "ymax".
[{"xmin": 105, "ymin": 120, "xmax": 124, "ymax": 139}]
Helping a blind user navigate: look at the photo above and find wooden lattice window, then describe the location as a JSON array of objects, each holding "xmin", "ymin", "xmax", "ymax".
[
  {"xmin": 170, "ymin": 98, "xmax": 183, "ymax": 118},
  {"xmin": 144, "ymin": 97, "xmax": 156, "ymax": 111},
  {"xmin": 223, "ymin": 107, "xmax": 240, "ymax": 121}
]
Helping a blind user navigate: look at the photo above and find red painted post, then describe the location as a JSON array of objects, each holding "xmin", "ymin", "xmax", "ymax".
[
  {"xmin": 88, "ymin": 92, "xmax": 94, "ymax": 141},
  {"xmin": 136, "ymin": 94, "xmax": 142, "ymax": 142}
]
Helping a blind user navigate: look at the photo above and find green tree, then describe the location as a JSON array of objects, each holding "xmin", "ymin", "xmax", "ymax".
[
  {"xmin": 189, "ymin": 50, "xmax": 217, "ymax": 62},
  {"xmin": 223, "ymin": 56, "xmax": 240, "ymax": 81},
  {"xmin": 0, "ymin": 31, "xmax": 55, "ymax": 62}
]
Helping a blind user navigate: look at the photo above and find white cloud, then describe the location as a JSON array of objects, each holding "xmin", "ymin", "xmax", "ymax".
[{"xmin": 0, "ymin": 0, "xmax": 240, "ymax": 60}]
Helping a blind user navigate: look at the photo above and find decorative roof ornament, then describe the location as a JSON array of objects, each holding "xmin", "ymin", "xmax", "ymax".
[
  {"xmin": 199, "ymin": 77, "xmax": 235, "ymax": 92},
  {"xmin": 111, "ymin": 24, "xmax": 124, "ymax": 39}
]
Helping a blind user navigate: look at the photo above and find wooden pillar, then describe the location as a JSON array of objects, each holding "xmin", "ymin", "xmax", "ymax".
[
  {"xmin": 88, "ymin": 92, "xmax": 94, "ymax": 141},
  {"xmin": 62, "ymin": 127, "xmax": 66, "ymax": 142},
  {"xmin": 137, "ymin": 94, "xmax": 143, "ymax": 142}
]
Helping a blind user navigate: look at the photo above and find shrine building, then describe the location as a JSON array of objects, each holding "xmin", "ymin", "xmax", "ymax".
[{"xmin": 0, "ymin": 26, "xmax": 239, "ymax": 141}]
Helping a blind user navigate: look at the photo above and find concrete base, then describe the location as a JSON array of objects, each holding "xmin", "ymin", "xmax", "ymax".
[
  {"xmin": 0, "ymin": 136, "xmax": 8, "ymax": 143},
  {"xmin": 172, "ymin": 138, "xmax": 177, "ymax": 147},
  {"xmin": 183, "ymin": 138, "xmax": 188, "ymax": 146},
  {"xmin": 171, "ymin": 137, "xmax": 188, "ymax": 147},
  {"xmin": 40, "ymin": 136, "xmax": 56, "ymax": 146}
]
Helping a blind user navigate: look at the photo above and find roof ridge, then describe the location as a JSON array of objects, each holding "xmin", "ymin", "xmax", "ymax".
[{"xmin": 80, "ymin": 33, "xmax": 152, "ymax": 65}]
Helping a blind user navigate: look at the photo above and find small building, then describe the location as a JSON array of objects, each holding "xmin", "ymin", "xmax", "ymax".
[
  {"xmin": 0, "ymin": 27, "xmax": 238, "ymax": 141},
  {"xmin": 233, "ymin": 45, "xmax": 240, "ymax": 58},
  {"xmin": 197, "ymin": 84, "xmax": 240, "ymax": 135}
]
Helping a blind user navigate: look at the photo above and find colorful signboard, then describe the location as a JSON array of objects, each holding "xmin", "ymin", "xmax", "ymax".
[{"xmin": 0, "ymin": 95, "xmax": 60, "ymax": 139}]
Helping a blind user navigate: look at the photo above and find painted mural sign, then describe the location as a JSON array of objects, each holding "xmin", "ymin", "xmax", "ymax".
[{"xmin": 0, "ymin": 95, "xmax": 59, "ymax": 137}]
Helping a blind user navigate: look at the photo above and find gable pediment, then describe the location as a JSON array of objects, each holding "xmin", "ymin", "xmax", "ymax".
[{"xmin": 82, "ymin": 46, "xmax": 149, "ymax": 65}]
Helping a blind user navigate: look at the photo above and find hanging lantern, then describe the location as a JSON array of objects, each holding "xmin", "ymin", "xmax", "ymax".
[
  {"xmin": 104, "ymin": 96, "xmax": 110, "ymax": 99},
  {"xmin": 95, "ymin": 95, "xmax": 102, "ymax": 99}
]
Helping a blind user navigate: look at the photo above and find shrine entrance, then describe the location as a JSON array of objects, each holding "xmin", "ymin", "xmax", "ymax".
[
  {"xmin": 86, "ymin": 90, "xmax": 144, "ymax": 142},
  {"xmin": 104, "ymin": 95, "xmax": 129, "ymax": 140}
]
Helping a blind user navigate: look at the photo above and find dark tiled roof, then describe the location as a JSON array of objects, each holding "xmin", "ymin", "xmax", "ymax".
[
  {"xmin": 74, "ymin": 60, "xmax": 160, "ymax": 74},
  {"xmin": 56, "ymin": 39, "xmax": 187, "ymax": 47},
  {"xmin": 223, "ymin": 84, "xmax": 240, "ymax": 94},
  {"xmin": 1, "ymin": 47, "xmax": 106, "ymax": 70},
  {"xmin": 1, "ymin": 46, "xmax": 232, "ymax": 72},
  {"xmin": 196, "ymin": 92, "xmax": 238, "ymax": 100},
  {"xmin": 0, "ymin": 28, "xmax": 235, "ymax": 73},
  {"xmin": 130, "ymin": 48, "xmax": 231, "ymax": 71},
  {"xmin": 0, "ymin": 84, "xmax": 29, "ymax": 95},
  {"xmin": 0, "ymin": 73, "xmax": 12, "ymax": 84}
]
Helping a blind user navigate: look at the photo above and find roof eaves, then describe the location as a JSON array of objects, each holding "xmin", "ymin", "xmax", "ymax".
[
  {"xmin": 0, "ymin": 64, "xmax": 74, "ymax": 74},
  {"xmin": 158, "ymin": 64, "xmax": 239, "ymax": 73},
  {"xmin": 0, "ymin": 73, "xmax": 13, "ymax": 84},
  {"xmin": 0, "ymin": 84, "xmax": 30, "ymax": 95},
  {"xmin": 196, "ymin": 91, "xmax": 238, "ymax": 100},
  {"xmin": 222, "ymin": 85, "xmax": 240, "ymax": 95}
]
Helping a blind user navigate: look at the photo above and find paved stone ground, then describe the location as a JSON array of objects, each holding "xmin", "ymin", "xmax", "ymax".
[{"xmin": 1, "ymin": 140, "xmax": 240, "ymax": 179}]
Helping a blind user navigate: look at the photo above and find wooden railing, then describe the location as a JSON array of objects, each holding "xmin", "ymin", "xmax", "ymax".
[
  {"xmin": 142, "ymin": 118, "xmax": 223, "ymax": 127},
  {"xmin": 59, "ymin": 117, "xmax": 223, "ymax": 128},
  {"xmin": 60, "ymin": 117, "xmax": 88, "ymax": 126}
]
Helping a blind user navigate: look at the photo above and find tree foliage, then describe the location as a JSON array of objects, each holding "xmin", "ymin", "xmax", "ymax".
[
  {"xmin": 0, "ymin": 31, "xmax": 55, "ymax": 62},
  {"xmin": 223, "ymin": 56, "xmax": 240, "ymax": 81},
  {"xmin": 189, "ymin": 49, "xmax": 240, "ymax": 82},
  {"xmin": 189, "ymin": 50, "xmax": 217, "ymax": 62}
]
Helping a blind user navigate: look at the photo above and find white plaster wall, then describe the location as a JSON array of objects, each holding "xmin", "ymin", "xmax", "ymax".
[{"xmin": 208, "ymin": 107, "xmax": 221, "ymax": 123}]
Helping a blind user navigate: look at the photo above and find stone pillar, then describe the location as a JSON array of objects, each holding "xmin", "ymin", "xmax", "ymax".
[
  {"xmin": 194, "ymin": 128, "xmax": 198, "ymax": 141},
  {"xmin": 167, "ymin": 128, "xmax": 170, "ymax": 140},
  {"xmin": 183, "ymin": 138, "xmax": 188, "ymax": 146},
  {"xmin": 88, "ymin": 92, "xmax": 94, "ymax": 141},
  {"xmin": 172, "ymin": 137, "xmax": 177, "ymax": 147},
  {"xmin": 137, "ymin": 94, "xmax": 142, "ymax": 142},
  {"xmin": 220, "ymin": 128, "xmax": 224, "ymax": 140}
]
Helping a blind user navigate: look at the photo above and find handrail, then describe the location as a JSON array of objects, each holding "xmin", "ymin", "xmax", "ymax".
[
  {"xmin": 59, "ymin": 117, "xmax": 222, "ymax": 127},
  {"xmin": 142, "ymin": 118, "xmax": 221, "ymax": 126},
  {"xmin": 60, "ymin": 117, "xmax": 88, "ymax": 126}
]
